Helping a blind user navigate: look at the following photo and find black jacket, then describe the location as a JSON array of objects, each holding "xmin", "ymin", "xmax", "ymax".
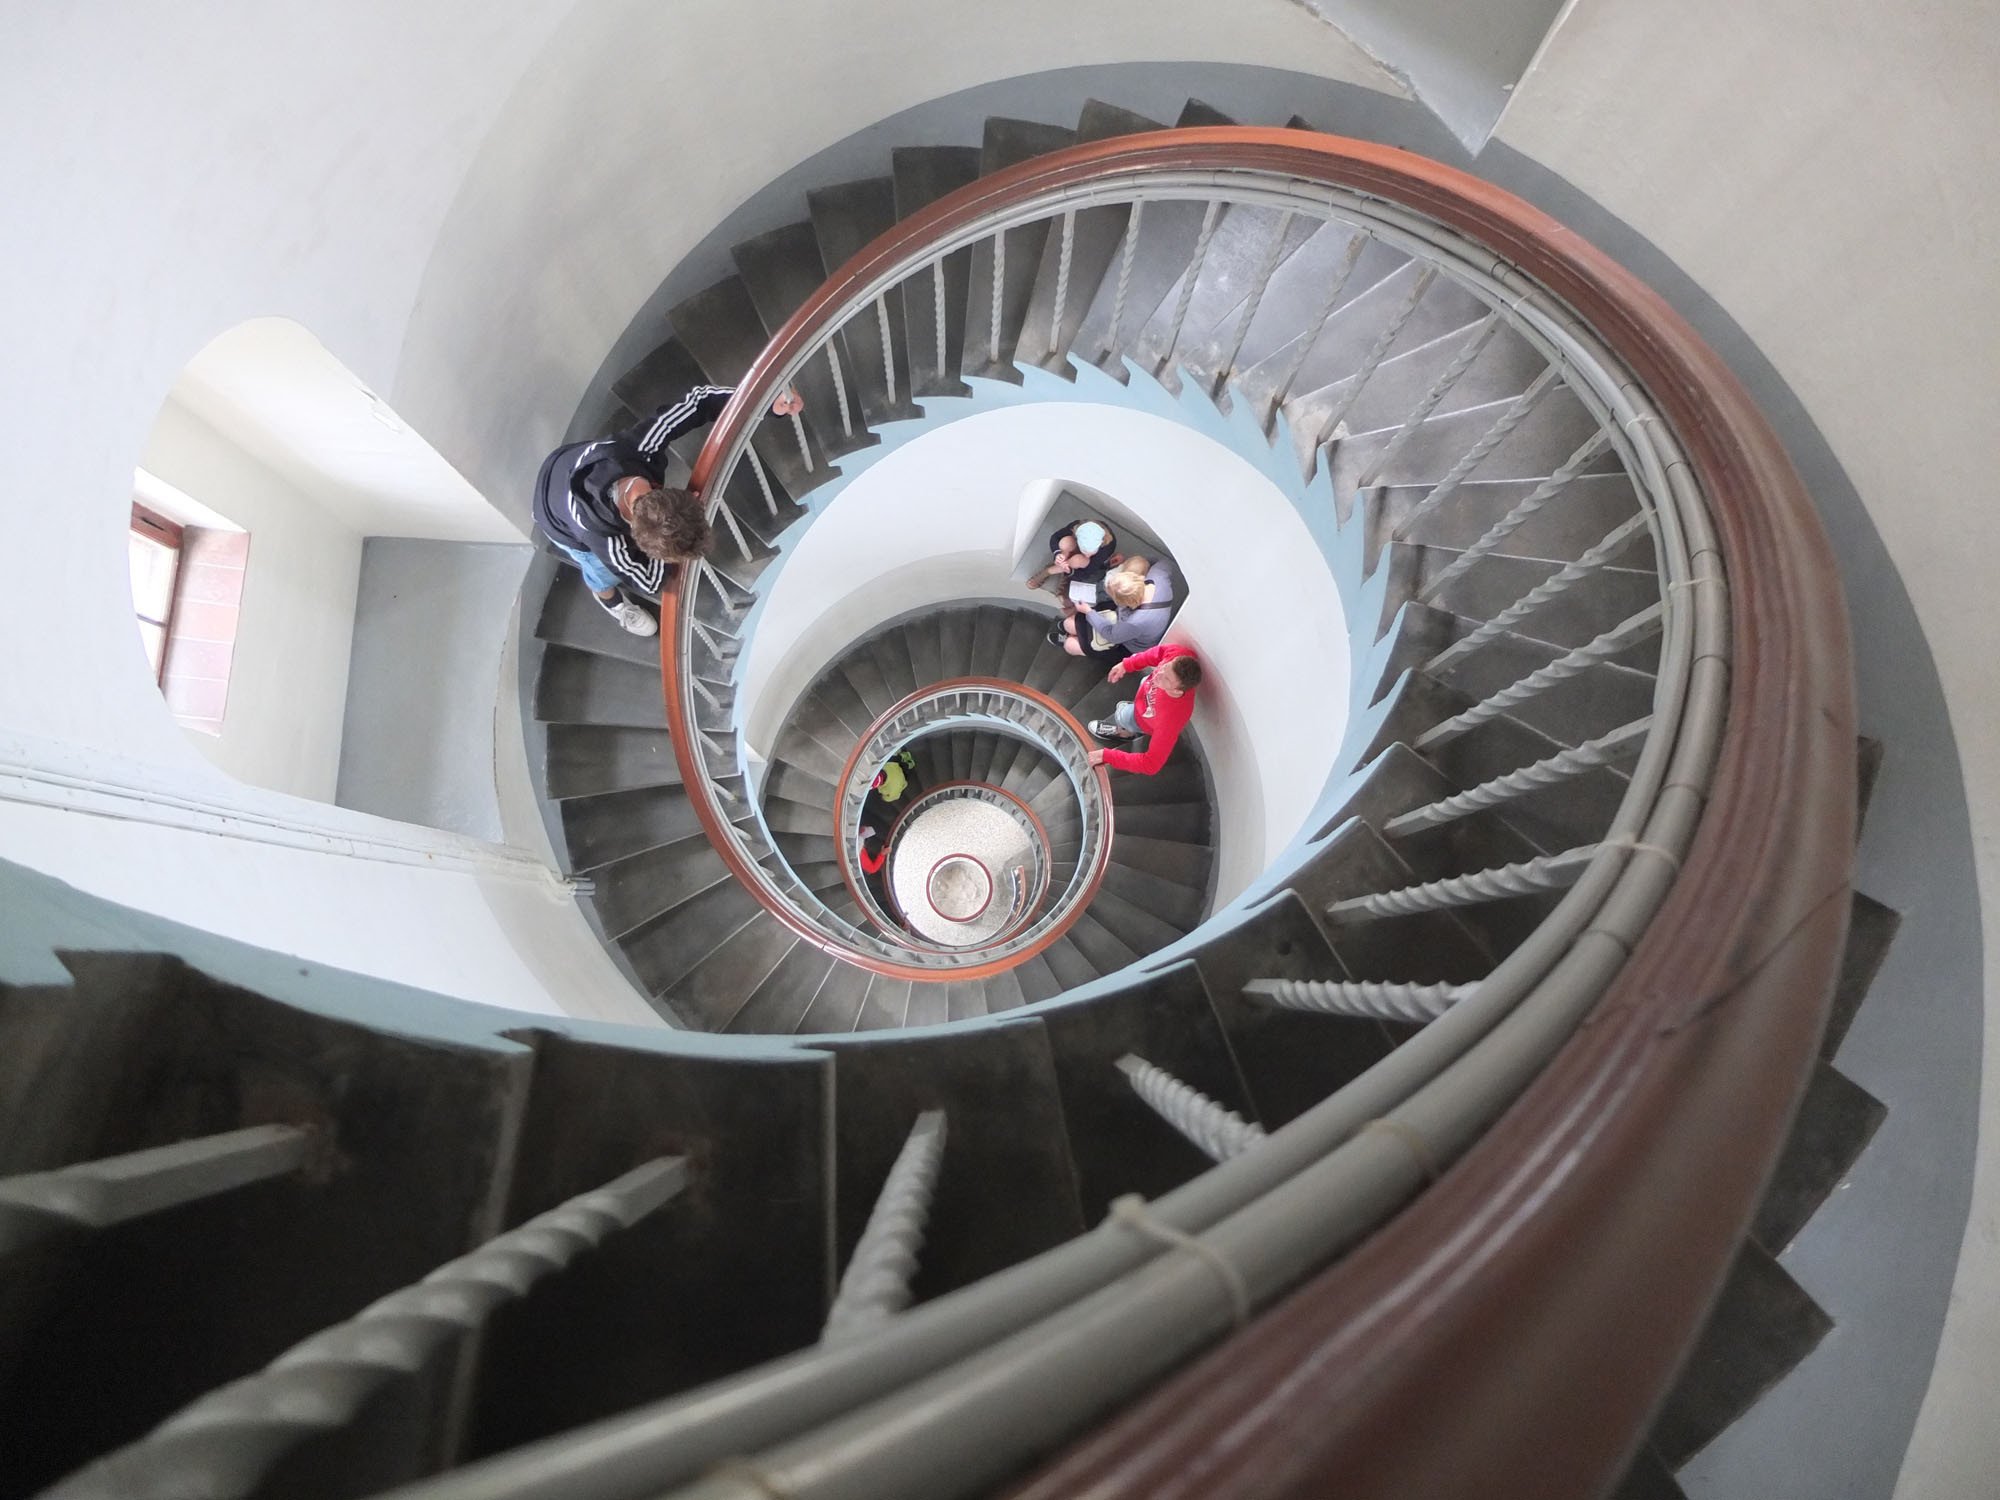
[{"xmin": 532, "ymin": 386, "xmax": 733, "ymax": 594}]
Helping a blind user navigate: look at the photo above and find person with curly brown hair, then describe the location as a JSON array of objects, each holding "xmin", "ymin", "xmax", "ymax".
[{"xmin": 532, "ymin": 385, "xmax": 802, "ymax": 636}]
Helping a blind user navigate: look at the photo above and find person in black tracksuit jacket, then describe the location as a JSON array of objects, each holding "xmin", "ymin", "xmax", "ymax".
[{"xmin": 531, "ymin": 384, "xmax": 801, "ymax": 637}]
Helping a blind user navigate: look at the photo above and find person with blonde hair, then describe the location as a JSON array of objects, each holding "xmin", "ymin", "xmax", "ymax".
[{"xmin": 1053, "ymin": 554, "xmax": 1176, "ymax": 661}]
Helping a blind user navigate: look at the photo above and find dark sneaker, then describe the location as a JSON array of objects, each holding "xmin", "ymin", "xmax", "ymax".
[{"xmin": 1088, "ymin": 718, "xmax": 1137, "ymax": 741}]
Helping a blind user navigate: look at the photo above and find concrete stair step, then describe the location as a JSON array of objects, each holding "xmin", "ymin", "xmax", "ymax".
[
  {"xmin": 666, "ymin": 910, "xmax": 800, "ymax": 1031},
  {"xmin": 461, "ymin": 1031, "xmax": 829, "ymax": 1454},
  {"xmin": 534, "ymin": 645, "xmax": 667, "ymax": 729},
  {"xmin": 1037, "ymin": 962, "xmax": 1255, "ymax": 1219},
  {"xmin": 667, "ymin": 275, "xmax": 822, "ymax": 498},
  {"xmin": 807, "ymin": 175, "xmax": 921, "ymax": 425},
  {"xmin": 1189, "ymin": 892, "xmax": 1396, "ymax": 1129},
  {"xmin": 732, "ymin": 220, "xmax": 876, "ymax": 463},
  {"xmin": 819, "ymin": 1020, "xmax": 1086, "ymax": 1300},
  {"xmin": 1647, "ymin": 1241, "xmax": 1833, "ymax": 1469},
  {"xmin": 961, "ymin": 117, "xmax": 1077, "ymax": 383},
  {"xmin": 545, "ymin": 724, "xmax": 682, "ymax": 800},
  {"xmin": 892, "ymin": 145, "xmax": 982, "ymax": 398},
  {"xmin": 1014, "ymin": 100, "xmax": 1164, "ymax": 374},
  {"xmin": 0, "ymin": 955, "xmax": 532, "ymax": 1497},
  {"xmin": 560, "ymin": 784, "xmax": 704, "ymax": 873},
  {"xmin": 592, "ymin": 837, "xmax": 732, "ymax": 941}
]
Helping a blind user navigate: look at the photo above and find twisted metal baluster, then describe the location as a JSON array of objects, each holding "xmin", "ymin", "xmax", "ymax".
[
  {"xmin": 1100, "ymin": 200, "xmax": 1144, "ymax": 358},
  {"xmin": 932, "ymin": 260, "xmax": 949, "ymax": 381},
  {"xmin": 825, "ymin": 341, "xmax": 853, "ymax": 439},
  {"xmin": 822, "ymin": 1112, "xmax": 947, "ymax": 1343},
  {"xmin": 1426, "ymin": 513, "xmax": 1654, "ymax": 674},
  {"xmin": 1318, "ymin": 263, "xmax": 1438, "ymax": 440},
  {"xmin": 1243, "ymin": 978, "xmax": 1473, "ymax": 1024},
  {"xmin": 988, "ymin": 228, "xmax": 1006, "ymax": 364},
  {"xmin": 875, "ymin": 294, "xmax": 898, "ymax": 406},
  {"xmin": 1265, "ymin": 230, "xmax": 1368, "ymax": 413},
  {"xmin": 1049, "ymin": 209, "xmax": 1077, "ymax": 351},
  {"xmin": 742, "ymin": 442, "xmax": 780, "ymax": 519},
  {"xmin": 697, "ymin": 558, "xmax": 744, "ymax": 620},
  {"xmin": 1208, "ymin": 210, "xmax": 1293, "ymax": 389},
  {"xmin": 691, "ymin": 675, "xmax": 726, "ymax": 713},
  {"xmin": 1116, "ymin": 1055, "xmax": 1266, "ymax": 1163},
  {"xmin": 1156, "ymin": 200, "xmax": 1222, "ymax": 374},
  {"xmin": 1392, "ymin": 365, "xmax": 1563, "ymax": 539},
  {"xmin": 691, "ymin": 619, "xmax": 737, "ymax": 657},
  {"xmin": 1387, "ymin": 718, "xmax": 1652, "ymax": 836},
  {"xmin": 1416, "ymin": 431, "xmax": 1611, "ymax": 598},
  {"xmin": 1415, "ymin": 603, "xmax": 1665, "ymax": 750},
  {"xmin": 1326, "ymin": 844, "xmax": 1598, "ymax": 922},
  {"xmin": 41, "ymin": 1158, "xmax": 687, "ymax": 1500},
  {"xmin": 712, "ymin": 498, "xmax": 753, "ymax": 563},
  {"xmin": 787, "ymin": 410, "xmax": 814, "ymax": 473},
  {"xmin": 1357, "ymin": 311, "xmax": 1503, "ymax": 487},
  {"xmin": 0, "ymin": 1125, "xmax": 310, "ymax": 1258}
]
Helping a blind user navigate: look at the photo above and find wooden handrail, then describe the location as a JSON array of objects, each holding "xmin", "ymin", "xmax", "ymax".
[
  {"xmin": 665, "ymin": 128, "xmax": 1852, "ymax": 1493},
  {"xmin": 936, "ymin": 137, "xmax": 1845, "ymax": 1500}
]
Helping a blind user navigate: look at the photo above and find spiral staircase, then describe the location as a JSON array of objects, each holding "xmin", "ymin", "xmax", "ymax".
[{"xmin": 0, "ymin": 100, "xmax": 1896, "ymax": 1500}]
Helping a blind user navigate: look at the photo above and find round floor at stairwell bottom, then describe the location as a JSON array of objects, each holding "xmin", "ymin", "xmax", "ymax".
[{"xmin": 887, "ymin": 798, "xmax": 1027, "ymax": 946}]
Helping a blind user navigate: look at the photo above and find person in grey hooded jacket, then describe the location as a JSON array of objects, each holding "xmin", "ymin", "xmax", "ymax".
[{"xmin": 1054, "ymin": 556, "xmax": 1176, "ymax": 661}]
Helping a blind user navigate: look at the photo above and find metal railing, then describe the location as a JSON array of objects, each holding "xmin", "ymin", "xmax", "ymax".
[
  {"xmin": 587, "ymin": 128, "xmax": 1842, "ymax": 1500},
  {"xmin": 252, "ymin": 126, "xmax": 1859, "ymax": 1500},
  {"xmin": 860, "ymin": 782, "xmax": 1052, "ymax": 948},
  {"xmin": 832, "ymin": 681, "xmax": 1100, "ymax": 961}
]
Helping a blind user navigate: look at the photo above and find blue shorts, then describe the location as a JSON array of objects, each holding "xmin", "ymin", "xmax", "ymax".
[{"xmin": 557, "ymin": 541, "xmax": 621, "ymax": 595}]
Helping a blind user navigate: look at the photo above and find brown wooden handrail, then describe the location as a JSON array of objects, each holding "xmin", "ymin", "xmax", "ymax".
[{"xmin": 666, "ymin": 128, "xmax": 1853, "ymax": 1493}]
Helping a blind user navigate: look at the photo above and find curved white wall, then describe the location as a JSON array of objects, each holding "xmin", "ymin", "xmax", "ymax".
[
  {"xmin": 1496, "ymin": 7, "xmax": 2000, "ymax": 1494},
  {"xmin": 738, "ymin": 403, "xmax": 1352, "ymax": 903},
  {"xmin": 0, "ymin": 3, "xmax": 1394, "ymax": 1022}
]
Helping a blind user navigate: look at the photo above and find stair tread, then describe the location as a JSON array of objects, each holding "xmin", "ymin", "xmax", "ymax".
[
  {"xmin": 464, "ymin": 1032, "xmax": 829, "ymax": 1453},
  {"xmin": 545, "ymin": 724, "xmax": 682, "ymax": 801},
  {"xmin": 1648, "ymin": 1241, "xmax": 1833, "ymax": 1468},
  {"xmin": 1037, "ymin": 962, "xmax": 1255, "ymax": 1219},
  {"xmin": 560, "ymin": 784, "xmax": 703, "ymax": 873},
  {"xmin": 818, "ymin": 1021, "xmax": 1085, "ymax": 1298},
  {"xmin": 1190, "ymin": 892, "xmax": 1396, "ymax": 1129}
]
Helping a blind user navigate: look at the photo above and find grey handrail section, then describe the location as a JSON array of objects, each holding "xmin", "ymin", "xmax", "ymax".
[
  {"xmin": 384, "ymin": 142, "xmax": 1725, "ymax": 1500},
  {"xmin": 40, "ymin": 1157, "xmax": 687, "ymax": 1500},
  {"xmin": 0, "ymin": 1124, "xmax": 311, "ymax": 1257},
  {"xmin": 835, "ymin": 682, "xmax": 1102, "ymax": 964}
]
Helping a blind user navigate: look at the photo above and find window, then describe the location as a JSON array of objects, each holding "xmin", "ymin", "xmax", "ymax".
[{"xmin": 128, "ymin": 502, "xmax": 182, "ymax": 681}]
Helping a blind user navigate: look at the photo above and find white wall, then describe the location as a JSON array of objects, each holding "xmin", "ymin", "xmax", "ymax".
[
  {"xmin": 142, "ymin": 398, "xmax": 363, "ymax": 802},
  {"xmin": 738, "ymin": 403, "xmax": 1351, "ymax": 902},
  {"xmin": 0, "ymin": 1, "xmax": 1394, "ymax": 1024},
  {"xmin": 388, "ymin": 0, "xmax": 1401, "ymax": 521},
  {"xmin": 1497, "ymin": 5, "xmax": 2000, "ymax": 1493}
]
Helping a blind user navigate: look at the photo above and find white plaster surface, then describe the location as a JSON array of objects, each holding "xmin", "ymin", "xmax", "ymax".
[
  {"xmin": 738, "ymin": 403, "xmax": 1352, "ymax": 904},
  {"xmin": 176, "ymin": 319, "xmax": 525, "ymax": 545},
  {"xmin": 142, "ymin": 399, "xmax": 363, "ymax": 804},
  {"xmin": 1498, "ymin": 4, "xmax": 2000, "ymax": 1494},
  {"xmin": 0, "ymin": 1, "xmax": 1391, "ymax": 1026}
]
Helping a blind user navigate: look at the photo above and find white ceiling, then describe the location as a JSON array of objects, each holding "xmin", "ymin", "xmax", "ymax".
[{"xmin": 172, "ymin": 318, "xmax": 523, "ymax": 544}]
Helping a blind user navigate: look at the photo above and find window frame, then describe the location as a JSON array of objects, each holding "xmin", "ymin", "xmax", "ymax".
[{"xmin": 129, "ymin": 500, "xmax": 184, "ymax": 684}]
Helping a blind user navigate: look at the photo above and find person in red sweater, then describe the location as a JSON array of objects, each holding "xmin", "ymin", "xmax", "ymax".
[{"xmin": 1086, "ymin": 643, "xmax": 1202, "ymax": 775}]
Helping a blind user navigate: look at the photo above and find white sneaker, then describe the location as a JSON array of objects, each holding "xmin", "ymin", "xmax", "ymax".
[{"xmin": 598, "ymin": 594, "xmax": 658, "ymax": 637}]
